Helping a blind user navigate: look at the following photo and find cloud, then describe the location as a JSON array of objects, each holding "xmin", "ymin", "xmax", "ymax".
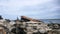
[
  {"xmin": 0, "ymin": 0, "xmax": 52, "ymax": 7},
  {"xmin": 0, "ymin": 0, "xmax": 60, "ymax": 19}
]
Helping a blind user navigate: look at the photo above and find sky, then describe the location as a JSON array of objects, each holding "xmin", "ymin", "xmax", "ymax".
[{"xmin": 0, "ymin": 0, "xmax": 60, "ymax": 20}]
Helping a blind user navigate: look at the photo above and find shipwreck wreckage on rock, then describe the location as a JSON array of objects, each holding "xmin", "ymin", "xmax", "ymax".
[{"xmin": 0, "ymin": 16, "xmax": 52, "ymax": 34}]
